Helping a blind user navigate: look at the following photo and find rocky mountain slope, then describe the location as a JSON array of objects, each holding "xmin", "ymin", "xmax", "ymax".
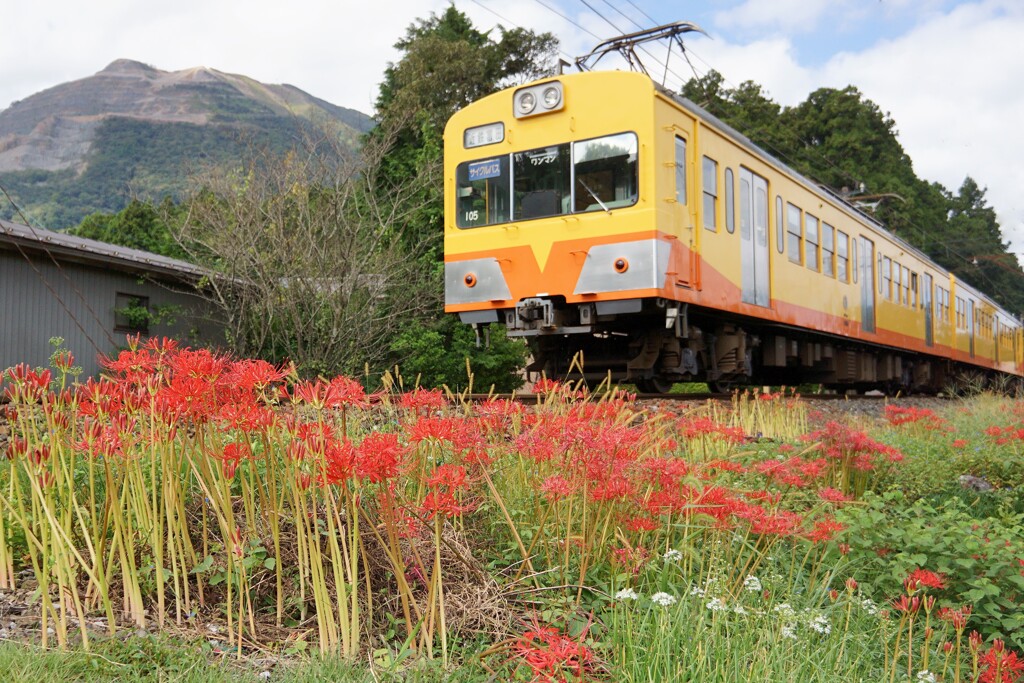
[{"xmin": 0, "ymin": 59, "xmax": 374, "ymax": 228}]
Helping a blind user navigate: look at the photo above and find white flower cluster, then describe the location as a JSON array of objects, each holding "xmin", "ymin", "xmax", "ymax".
[
  {"xmin": 651, "ymin": 592, "xmax": 677, "ymax": 607},
  {"xmin": 916, "ymin": 671, "xmax": 937, "ymax": 683},
  {"xmin": 688, "ymin": 585, "xmax": 706, "ymax": 598},
  {"xmin": 807, "ymin": 613, "xmax": 831, "ymax": 635},
  {"xmin": 860, "ymin": 597, "xmax": 879, "ymax": 616},
  {"xmin": 615, "ymin": 588, "xmax": 639, "ymax": 601},
  {"xmin": 663, "ymin": 549, "xmax": 683, "ymax": 563},
  {"xmin": 706, "ymin": 597, "xmax": 728, "ymax": 612},
  {"xmin": 773, "ymin": 603, "xmax": 796, "ymax": 620},
  {"xmin": 743, "ymin": 575, "xmax": 762, "ymax": 592},
  {"xmin": 780, "ymin": 624, "xmax": 798, "ymax": 640}
]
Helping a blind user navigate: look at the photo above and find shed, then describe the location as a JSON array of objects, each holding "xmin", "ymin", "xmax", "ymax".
[{"xmin": 1, "ymin": 218, "xmax": 223, "ymax": 378}]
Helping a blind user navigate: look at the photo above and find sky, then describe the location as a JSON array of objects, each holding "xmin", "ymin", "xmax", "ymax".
[{"xmin": 2, "ymin": 0, "xmax": 1022, "ymax": 257}]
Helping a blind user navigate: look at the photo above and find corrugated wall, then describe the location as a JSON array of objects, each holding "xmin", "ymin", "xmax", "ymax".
[{"xmin": 1, "ymin": 250, "xmax": 223, "ymax": 377}]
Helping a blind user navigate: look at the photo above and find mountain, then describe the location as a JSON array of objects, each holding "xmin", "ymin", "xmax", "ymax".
[{"xmin": 0, "ymin": 59, "xmax": 375, "ymax": 229}]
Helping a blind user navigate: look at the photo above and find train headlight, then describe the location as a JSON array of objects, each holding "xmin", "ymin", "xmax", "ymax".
[
  {"xmin": 614, "ymin": 258, "xmax": 629, "ymax": 273},
  {"xmin": 513, "ymin": 81, "xmax": 564, "ymax": 119},
  {"xmin": 516, "ymin": 91, "xmax": 537, "ymax": 116},
  {"xmin": 542, "ymin": 86, "xmax": 561, "ymax": 109}
]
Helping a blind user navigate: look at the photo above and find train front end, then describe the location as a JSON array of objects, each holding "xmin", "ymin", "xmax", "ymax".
[{"xmin": 443, "ymin": 70, "xmax": 691, "ymax": 382}]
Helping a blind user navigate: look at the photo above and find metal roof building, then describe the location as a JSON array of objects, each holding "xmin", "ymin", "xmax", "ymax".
[{"xmin": 1, "ymin": 219, "xmax": 223, "ymax": 378}]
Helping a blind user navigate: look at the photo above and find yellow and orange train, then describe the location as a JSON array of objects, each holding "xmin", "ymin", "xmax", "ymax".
[{"xmin": 443, "ymin": 69, "xmax": 1022, "ymax": 392}]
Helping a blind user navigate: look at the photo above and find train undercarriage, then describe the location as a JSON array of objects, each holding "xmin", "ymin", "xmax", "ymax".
[{"xmin": 481, "ymin": 296, "xmax": 1006, "ymax": 395}]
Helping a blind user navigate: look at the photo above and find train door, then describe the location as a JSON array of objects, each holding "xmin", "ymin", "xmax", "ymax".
[
  {"xmin": 858, "ymin": 237, "xmax": 875, "ymax": 333},
  {"xmin": 967, "ymin": 299, "xmax": 975, "ymax": 358},
  {"xmin": 673, "ymin": 135, "xmax": 692, "ymax": 287},
  {"xmin": 739, "ymin": 168, "xmax": 770, "ymax": 306},
  {"xmin": 923, "ymin": 273, "xmax": 934, "ymax": 347}
]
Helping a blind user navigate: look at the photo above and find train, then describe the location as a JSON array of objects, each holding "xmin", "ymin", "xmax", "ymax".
[{"xmin": 442, "ymin": 67, "xmax": 1023, "ymax": 393}]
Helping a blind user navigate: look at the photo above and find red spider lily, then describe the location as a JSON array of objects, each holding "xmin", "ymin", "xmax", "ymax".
[
  {"xmin": 406, "ymin": 416, "xmax": 459, "ymax": 444},
  {"xmin": 511, "ymin": 624, "xmax": 595, "ymax": 682},
  {"xmin": 678, "ymin": 416, "xmax": 746, "ymax": 443},
  {"xmin": 938, "ymin": 605, "xmax": 972, "ymax": 632},
  {"xmin": 971, "ymin": 630, "xmax": 984, "ymax": 652},
  {"xmin": 420, "ymin": 490, "xmax": 473, "ymax": 519},
  {"xmin": 979, "ymin": 640, "xmax": 1024, "ymax": 683},
  {"xmin": 625, "ymin": 515, "xmax": 659, "ymax": 532},
  {"xmin": 426, "ymin": 464, "xmax": 468, "ymax": 491},
  {"xmin": 325, "ymin": 376, "xmax": 366, "ymax": 409},
  {"xmin": 905, "ymin": 568, "xmax": 947, "ymax": 591},
  {"xmin": 952, "ymin": 438, "xmax": 969, "ymax": 448},
  {"xmin": 540, "ymin": 475, "xmax": 576, "ymax": 502},
  {"xmin": 701, "ymin": 458, "xmax": 747, "ymax": 474},
  {"xmin": 817, "ymin": 487, "xmax": 853, "ymax": 503},
  {"xmin": 398, "ymin": 388, "xmax": 447, "ymax": 414},
  {"xmin": 6, "ymin": 436, "xmax": 28, "ymax": 460},
  {"xmin": 891, "ymin": 594, "xmax": 921, "ymax": 614},
  {"xmin": 638, "ymin": 456, "xmax": 689, "ymax": 488},
  {"xmin": 611, "ymin": 545, "xmax": 650, "ymax": 576},
  {"xmin": 806, "ymin": 517, "xmax": 846, "ymax": 543},
  {"xmin": 845, "ymin": 577, "xmax": 858, "ymax": 592},
  {"xmin": 217, "ymin": 399, "xmax": 276, "ymax": 432},
  {"xmin": 157, "ymin": 375, "xmax": 218, "ymax": 422},
  {"xmin": 355, "ymin": 432, "xmax": 405, "ymax": 483},
  {"xmin": 802, "ymin": 421, "xmax": 904, "ymax": 467},
  {"xmin": 884, "ymin": 404, "xmax": 949, "ymax": 431},
  {"xmin": 51, "ymin": 350, "xmax": 75, "ymax": 373},
  {"xmin": 322, "ymin": 439, "xmax": 357, "ymax": 486},
  {"xmin": 214, "ymin": 442, "xmax": 252, "ymax": 479},
  {"xmin": 3, "ymin": 364, "xmax": 52, "ymax": 402},
  {"xmin": 28, "ymin": 444, "xmax": 52, "ymax": 466},
  {"xmin": 225, "ymin": 359, "xmax": 291, "ymax": 392}
]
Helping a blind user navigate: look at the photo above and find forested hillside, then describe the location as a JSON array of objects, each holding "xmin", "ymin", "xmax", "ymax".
[{"xmin": 0, "ymin": 60, "xmax": 373, "ymax": 229}]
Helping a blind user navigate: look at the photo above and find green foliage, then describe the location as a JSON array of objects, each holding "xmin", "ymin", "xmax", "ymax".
[
  {"xmin": 69, "ymin": 199, "xmax": 190, "ymax": 260},
  {"xmin": 682, "ymin": 70, "xmax": 1024, "ymax": 310},
  {"xmin": 838, "ymin": 491, "xmax": 1024, "ymax": 649},
  {"xmin": 372, "ymin": 7, "xmax": 558, "ymax": 256},
  {"xmin": 389, "ymin": 316, "xmax": 527, "ymax": 392}
]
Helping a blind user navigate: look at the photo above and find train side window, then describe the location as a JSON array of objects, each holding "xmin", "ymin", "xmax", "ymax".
[
  {"xmin": 881, "ymin": 256, "xmax": 891, "ymax": 298},
  {"xmin": 786, "ymin": 203, "xmax": 802, "ymax": 265},
  {"xmin": 805, "ymin": 214, "xmax": 820, "ymax": 272},
  {"xmin": 675, "ymin": 137, "xmax": 687, "ymax": 205},
  {"xmin": 775, "ymin": 196, "xmax": 784, "ymax": 253},
  {"xmin": 702, "ymin": 156, "xmax": 718, "ymax": 231},
  {"xmin": 893, "ymin": 262, "xmax": 902, "ymax": 304},
  {"xmin": 911, "ymin": 272, "xmax": 918, "ymax": 307},
  {"xmin": 902, "ymin": 266, "xmax": 911, "ymax": 305},
  {"xmin": 822, "ymin": 223, "xmax": 835, "ymax": 278},
  {"xmin": 836, "ymin": 230, "xmax": 848, "ymax": 282},
  {"xmin": 725, "ymin": 168, "xmax": 735, "ymax": 234}
]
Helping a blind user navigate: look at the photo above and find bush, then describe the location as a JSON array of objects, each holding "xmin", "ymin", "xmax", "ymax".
[{"xmin": 388, "ymin": 316, "xmax": 527, "ymax": 392}]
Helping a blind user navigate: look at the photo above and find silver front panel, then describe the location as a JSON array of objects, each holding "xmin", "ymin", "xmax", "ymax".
[
  {"xmin": 445, "ymin": 258, "xmax": 512, "ymax": 305},
  {"xmin": 574, "ymin": 239, "xmax": 669, "ymax": 295}
]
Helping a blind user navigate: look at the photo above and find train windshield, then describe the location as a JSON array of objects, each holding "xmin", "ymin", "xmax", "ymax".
[{"xmin": 455, "ymin": 132, "xmax": 637, "ymax": 228}]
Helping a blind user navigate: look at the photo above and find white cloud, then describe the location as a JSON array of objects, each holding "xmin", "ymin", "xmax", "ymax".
[
  {"xmin": 679, "ymin": 1, "xmax": 1024, "ymax": 253},
  {"xmin": 713, "ymin": 0, "xmax": 838, "ymax": 35}
]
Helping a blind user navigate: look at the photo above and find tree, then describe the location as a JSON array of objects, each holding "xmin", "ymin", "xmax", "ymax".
[
  {"xmin": 372, "ymin": 7, "xmax": 557, "ymax": 383},
  {"xmin": 69, "ymin": 198, "xmax": 189, "ymax": 260},
  {"xmin": 173, "ymin": 116, "xmax": 439, "ymax": 378},
  {"xmin": 373, "ymin": 6, "xmax": 558, "ymax": 256}
]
